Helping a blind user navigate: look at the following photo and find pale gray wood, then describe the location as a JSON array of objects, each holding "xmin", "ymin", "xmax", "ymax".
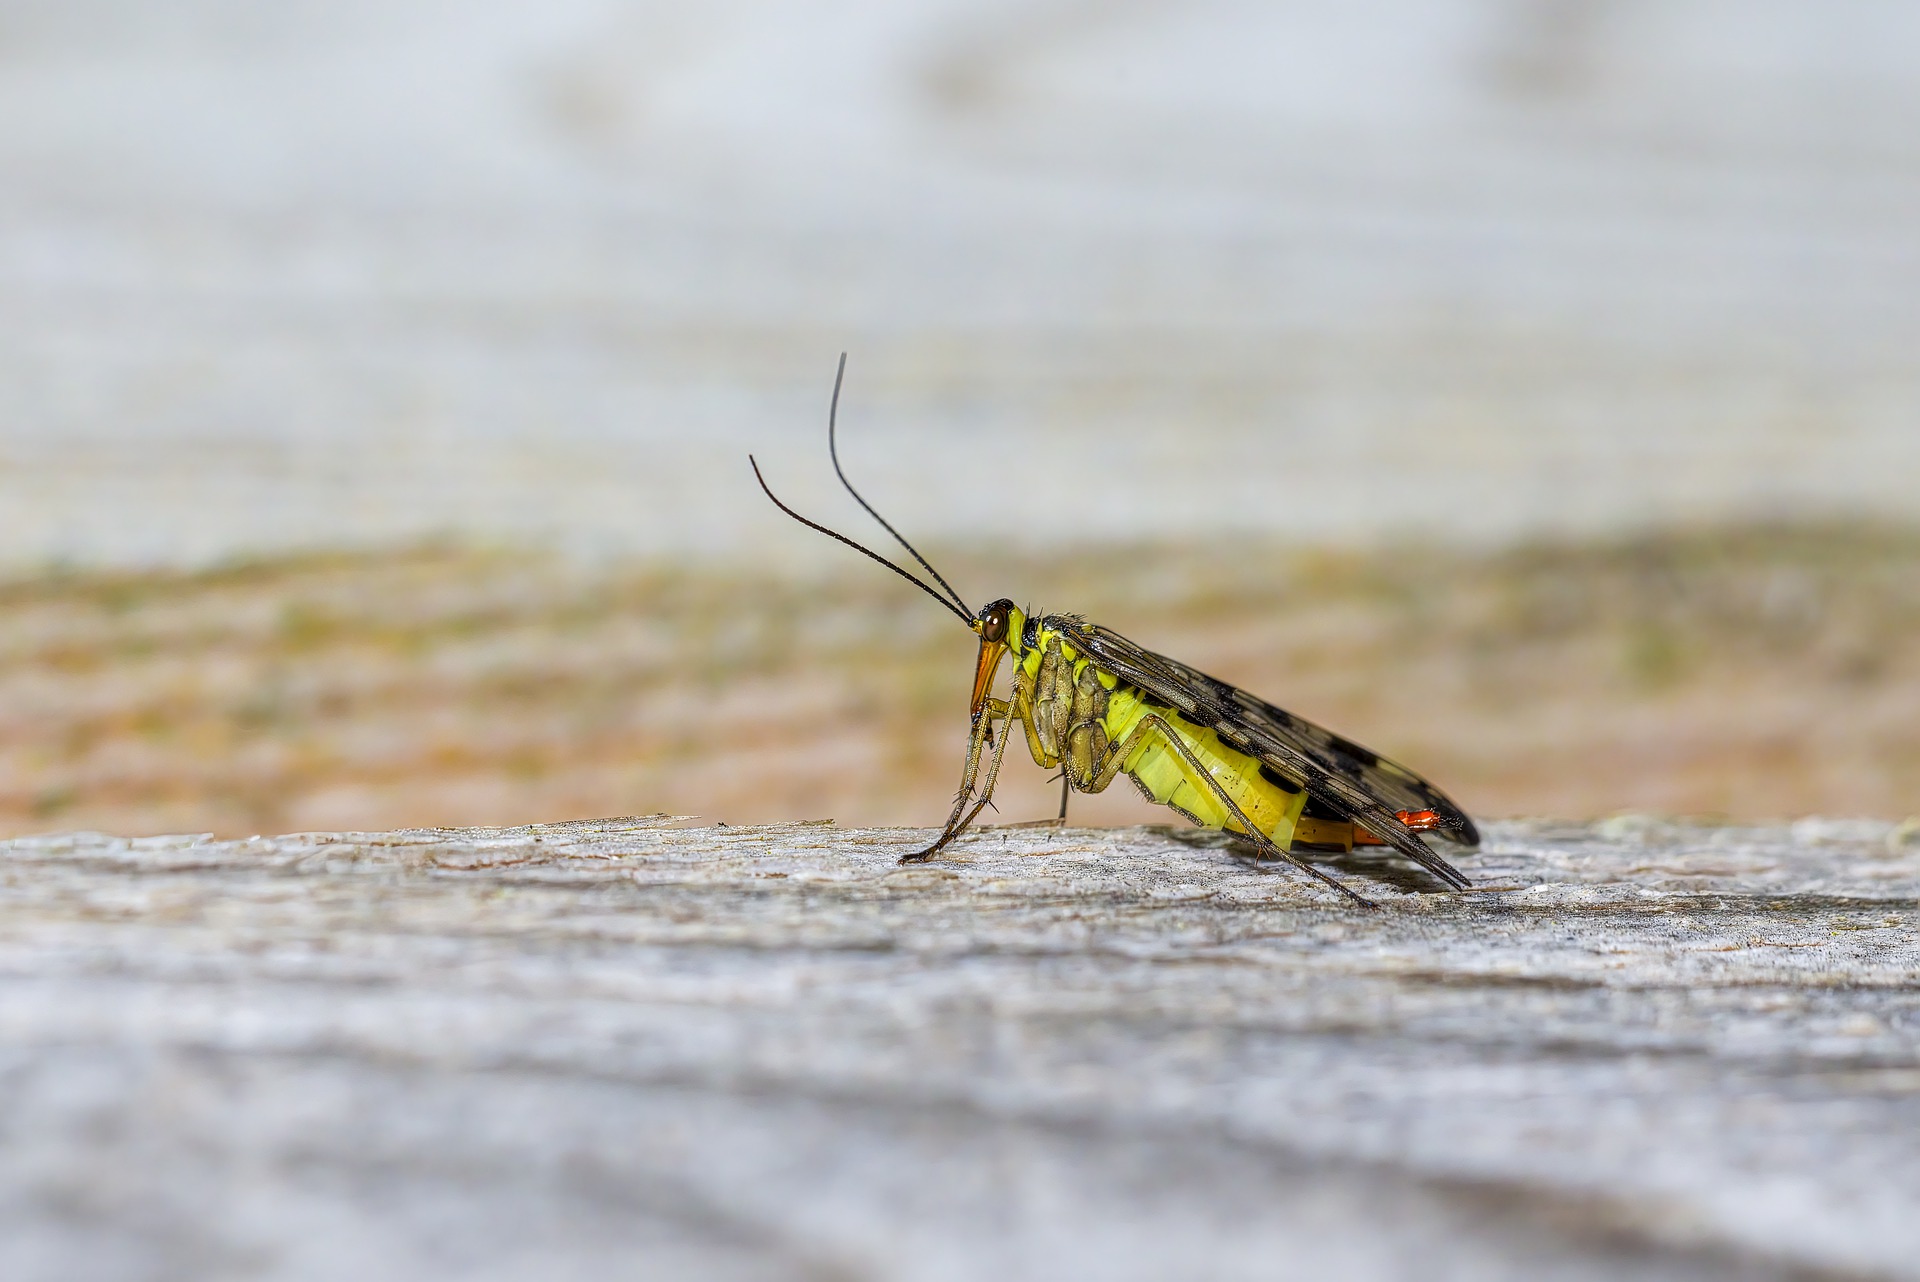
[{"xmin": 2, "ymin": 816, "xmax": 1916, "ymax": 1280}]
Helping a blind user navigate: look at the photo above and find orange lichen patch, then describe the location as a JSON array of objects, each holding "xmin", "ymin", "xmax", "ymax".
[{"xmin": 0, "ymin": 523, "xmax": 1916, "ymax": 839}]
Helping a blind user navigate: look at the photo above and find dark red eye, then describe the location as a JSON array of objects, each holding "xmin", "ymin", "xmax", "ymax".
[{"xmin": 978, "ymin": 599, "xmax": 1013, "ymax": 644}]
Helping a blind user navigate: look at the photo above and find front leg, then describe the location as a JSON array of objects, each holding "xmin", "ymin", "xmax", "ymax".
[
  {"xmin": 900, "ymin": 665, "xmax": 1036, "ymax": 864},
  {"xmin": 904, "ymin": 700, "xmax": 1000, "ymax": 861},
  {"xmin": 899, "ymin": 698, "xmax": 1018, "ymax": 863}
]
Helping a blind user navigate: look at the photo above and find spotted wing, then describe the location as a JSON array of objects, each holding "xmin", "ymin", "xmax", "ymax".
[{"xmin": 1066, "ymin": 619, "xmax": 1477, "ymax": 890}]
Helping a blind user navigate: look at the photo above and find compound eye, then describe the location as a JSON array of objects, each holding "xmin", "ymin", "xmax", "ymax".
[{"xmin": 980, "ymin": 604, "xmax": 1008, "ymax": 644}]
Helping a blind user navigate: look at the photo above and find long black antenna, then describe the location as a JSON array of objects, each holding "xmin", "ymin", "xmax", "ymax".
[
  {"xmin": 824, "ymin": 353, "xmax": 973, "ymax": 618},
  {"xmin": 749, "ymin": 457, "xmax": 974, "ymax": 628}
]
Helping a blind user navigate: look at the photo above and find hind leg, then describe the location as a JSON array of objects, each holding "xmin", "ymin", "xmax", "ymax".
[{"xmin": 1071, "ymin": 715, "xmax": 1374, "ymax": 908}]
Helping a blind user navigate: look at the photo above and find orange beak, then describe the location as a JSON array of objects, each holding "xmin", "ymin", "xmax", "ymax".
[{"xmin": 969, "ymin": 638, "xmax": 1008, "ymax": 719}]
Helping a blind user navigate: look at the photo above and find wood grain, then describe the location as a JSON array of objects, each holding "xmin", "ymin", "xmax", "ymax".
[{"xmin": 3, "ymin": 816, "xmax": 1916, "ymax": 1279}]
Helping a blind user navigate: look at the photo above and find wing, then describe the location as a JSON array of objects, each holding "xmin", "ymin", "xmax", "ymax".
[{"xmin": 1065, "ymin": 619, "xmax": 1478, "ymax": 891}]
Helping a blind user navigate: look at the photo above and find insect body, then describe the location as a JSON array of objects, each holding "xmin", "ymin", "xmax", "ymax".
[{"xmin": 751, "ymin": 358, "xmax": 1478, "ymax": 907}]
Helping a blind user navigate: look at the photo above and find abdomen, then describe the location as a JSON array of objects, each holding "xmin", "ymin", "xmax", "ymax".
[{"xmin": 1104, "ymin": 687, "xmax": 1307, "ymax": 845}]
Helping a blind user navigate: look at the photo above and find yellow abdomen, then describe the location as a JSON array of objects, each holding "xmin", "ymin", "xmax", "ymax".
[{"xmin": 1103, "ymin": 687, "xmax": 1308, "ymax": 846}]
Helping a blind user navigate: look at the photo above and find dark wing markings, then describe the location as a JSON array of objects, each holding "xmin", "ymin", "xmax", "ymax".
[
  {"xmin": 1060, "ymin": 620, "xmax": 1479, "ymax": 890},
  {"xmin": 1218, "ymin": 668, "xmax": 1476, "ymax": 845},
  {"xmin": 1256, "ymin": 763, "xmax": 1303, "ymax": 795}
]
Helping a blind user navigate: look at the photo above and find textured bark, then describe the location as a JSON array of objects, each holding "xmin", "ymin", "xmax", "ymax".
[{"xmin": 2, "ymin": 816, "xmax": 1917, "ymax": 1280}]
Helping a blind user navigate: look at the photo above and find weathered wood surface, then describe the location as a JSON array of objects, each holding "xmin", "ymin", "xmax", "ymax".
[{"xmin": 3, "ymin": 817, "xmax": 1917, "ymax": 1281}]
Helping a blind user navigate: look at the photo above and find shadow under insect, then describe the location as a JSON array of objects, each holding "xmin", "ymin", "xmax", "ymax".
[{"xmin": 1154, "ymin": 824, "xmax": 1442, "ymax": 896}]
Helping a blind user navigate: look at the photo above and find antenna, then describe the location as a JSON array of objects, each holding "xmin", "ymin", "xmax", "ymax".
[{"xmin": 824, "ymin": 353, "xmax": 972, "ymax": 618}]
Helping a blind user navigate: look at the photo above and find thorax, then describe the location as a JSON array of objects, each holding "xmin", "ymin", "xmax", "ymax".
[{"xmin": 1021, "ymin": 621, "xmax": 1125, "ymax": 761}]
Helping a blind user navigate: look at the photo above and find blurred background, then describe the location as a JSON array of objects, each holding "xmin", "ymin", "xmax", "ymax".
[{"xmin": 1, "ymin": 0, "xmax": 1916, "ymax": 837}]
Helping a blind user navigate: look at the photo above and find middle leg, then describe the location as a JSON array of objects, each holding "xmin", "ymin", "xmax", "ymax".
[{"xmin": 1000, "ymin": 772, "xmax": 1072, "ymax": 830}]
